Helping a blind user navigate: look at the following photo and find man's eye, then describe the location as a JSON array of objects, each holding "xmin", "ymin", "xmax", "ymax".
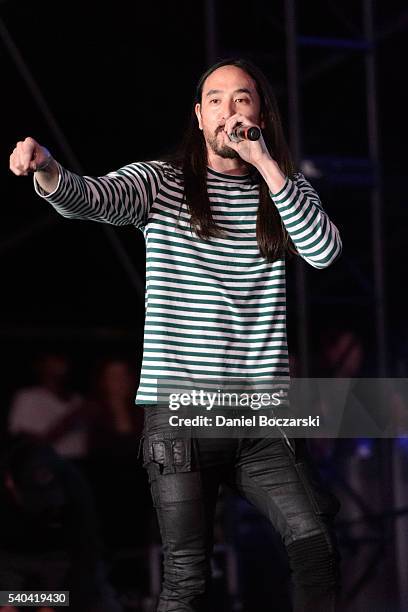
[
  {"xmin": 209, "ymin": 99, "xmax": 220, "ymax": 104},
  {"xmin": 236, "ymin": 98, "xmax": 250, "ymax": 104}
]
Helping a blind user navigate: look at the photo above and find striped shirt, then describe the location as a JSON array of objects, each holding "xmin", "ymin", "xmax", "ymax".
[{"xmin": 34, "ymin": 161, "xmax": 342, "ymax": 405}]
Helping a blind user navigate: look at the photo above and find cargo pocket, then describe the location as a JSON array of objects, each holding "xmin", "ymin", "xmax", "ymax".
[
  {"xmin": 142, "ymin": 431, "xmax": 193, "ymax": 477},
  {"xmin": 142, "ymin": 432, "xmax": 202, "ymax": 509}
]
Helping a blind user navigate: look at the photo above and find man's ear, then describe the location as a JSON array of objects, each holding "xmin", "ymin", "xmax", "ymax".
[
  {"xmin": 195, "ymin": 103, "xmax": 203, "ymax": 130},
  {"xmin": 260, "ymin": 112, "xmax": 266, "ymax": 130}
]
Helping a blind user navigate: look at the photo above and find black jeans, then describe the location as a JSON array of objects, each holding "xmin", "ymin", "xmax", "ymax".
[{"xmin": 141, "ymin": 405, "xmax": 341, "ymax": 612}]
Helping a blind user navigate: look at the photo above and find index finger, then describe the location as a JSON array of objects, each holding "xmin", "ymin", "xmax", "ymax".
[{"xmin": 224, "ymin": 113, "xmax": 254, "ymax": 135}]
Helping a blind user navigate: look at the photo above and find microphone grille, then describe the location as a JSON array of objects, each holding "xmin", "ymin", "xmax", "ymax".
[{"xmin": 247, "ymin": 127, "xmax": 261, "ymax": 141}]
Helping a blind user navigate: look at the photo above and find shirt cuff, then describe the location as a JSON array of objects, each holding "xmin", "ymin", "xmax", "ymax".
[
  {"xmin": 269, "ymin": 176, "xmax": 296, "ymax": 204},
  {"xmin": 269, "ymin": 176, "xmax": 290, "ymax": 199},
  {"xmin": 33, "ymin": 161, "xmax": 62, "ymax": 198}
]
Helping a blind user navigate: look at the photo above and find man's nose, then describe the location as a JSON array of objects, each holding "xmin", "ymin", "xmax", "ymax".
[{"xmin": 220, "ymin": 98, "xmax": 235, "ymax": 121}]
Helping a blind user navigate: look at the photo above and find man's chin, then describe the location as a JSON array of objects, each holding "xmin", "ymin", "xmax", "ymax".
[{"xmin": 212, "ymin": 144, "xmax": 239, "ymax": 159}]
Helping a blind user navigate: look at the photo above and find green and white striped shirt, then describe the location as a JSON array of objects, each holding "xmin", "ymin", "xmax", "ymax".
[{"xmin": 34, "ymin": 161, "xmax": 341, "ymax": 405}]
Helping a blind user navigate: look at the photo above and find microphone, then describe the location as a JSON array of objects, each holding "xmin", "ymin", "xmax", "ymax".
[{"xmin": 228, "ymin": 125, "xmax": 261, "ymax": 143}]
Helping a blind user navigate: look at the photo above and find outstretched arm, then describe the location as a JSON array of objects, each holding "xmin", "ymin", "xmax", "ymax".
[{"xmin": 9, "ymin": 137, "xmax": 163, "ymax": 228}]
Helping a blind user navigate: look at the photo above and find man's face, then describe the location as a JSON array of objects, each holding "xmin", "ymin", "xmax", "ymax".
[{"xmin": 195, "ymin": 65, "xmax": 264, "ymax": 159}]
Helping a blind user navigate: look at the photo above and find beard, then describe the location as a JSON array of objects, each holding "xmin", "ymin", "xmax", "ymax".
[{"xmin": 204, "ymin": 127, "xmax": 239, "ymax": 159}]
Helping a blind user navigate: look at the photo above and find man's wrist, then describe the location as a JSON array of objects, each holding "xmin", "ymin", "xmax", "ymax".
[
  {"xmin": 35, "ymin": 154, "xmax": 55, "ymax": 173},
  {"xmin": 33, "ymin": 158, "xmax": 60, "ymax": 196},
  {"xmin": 254, "ymin": 155, "xmax": 287, "ymax": 195}
]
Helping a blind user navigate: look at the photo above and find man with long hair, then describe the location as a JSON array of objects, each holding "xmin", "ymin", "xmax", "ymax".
[{"xmin": 10, "ymin": 58, "xmax": 342, "ymax": 611}]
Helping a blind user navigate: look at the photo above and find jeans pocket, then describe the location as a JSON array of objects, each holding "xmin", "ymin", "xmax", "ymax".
[
  {"xmin": 142, "ymin": 432, "xmax": 202, "ymax": 510},
  {"xmin": 142, "ymin": 431, "xmax": 193, "ymax": 477}
]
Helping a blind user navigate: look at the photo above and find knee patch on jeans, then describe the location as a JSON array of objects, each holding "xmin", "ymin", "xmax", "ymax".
[{"xmin": 286, "ymin": 533, "xmax": 340, "ymax": 591}]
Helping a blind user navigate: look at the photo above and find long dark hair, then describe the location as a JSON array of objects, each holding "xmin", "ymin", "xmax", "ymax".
[{"xmin": 168, "ymin": 58, "xmax": 297, "ymax": 263}]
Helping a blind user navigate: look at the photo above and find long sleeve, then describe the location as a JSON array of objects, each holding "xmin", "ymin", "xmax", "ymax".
[
  {"xmin": 33, "ymin": 160, "xmax": 165, "ymax": 229},
  {"xmin": 270, "ymin": 172, "xmax": 342, "ymax": 269}
]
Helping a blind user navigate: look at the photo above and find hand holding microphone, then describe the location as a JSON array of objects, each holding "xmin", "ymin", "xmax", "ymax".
[{"xmin": 221, "ymin": 113, "xmax": 269, "ymax": 168}]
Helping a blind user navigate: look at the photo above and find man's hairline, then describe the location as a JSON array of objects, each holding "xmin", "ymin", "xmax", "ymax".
[
  {"xmin": 197, "ymin": 65, "xmax": 261, "ymax": 103},
  {"xmin": 204, "ymin": 87, "xmax": 255, "ymax": 98}
]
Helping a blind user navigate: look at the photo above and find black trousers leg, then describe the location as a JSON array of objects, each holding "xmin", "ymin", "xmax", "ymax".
[
  {"xmin": 142, "ymin": 407, "xmax": 224, "ymax": 611},
  {"xmin": 231, "ymin": 436, "xmax": 341, "ymax": 611}
]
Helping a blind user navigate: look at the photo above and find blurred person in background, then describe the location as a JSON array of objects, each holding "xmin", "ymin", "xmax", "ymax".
[
  {"xmin": 84, "ymin": 357, "xmax": 143, "ymax": 458},
  {"xmin": 81, "ymin": 357, "xmax": 150, "ymax": 550},
  {"xmin": 8, "ymin": 352, "xmax": 87, "ymax": 460},
  {"xmin": 0, "ymin": 433, "xmax": 122, "ymax": 612},
  {"xmin": 309, "ymin": 327, "xmax": 367, "ymax": 462},
  {"xmin": 25, "ymin": 356, "xmax": 152, "ymax": 551},
  {"xmin": 317, "ymin": 326, "xmax": 366, "ymax": 379}
]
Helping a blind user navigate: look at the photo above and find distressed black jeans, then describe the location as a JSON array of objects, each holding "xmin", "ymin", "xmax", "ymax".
[{"xmin": 141, "ymin": 405, "xmax": 341, "ymax": 611}]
